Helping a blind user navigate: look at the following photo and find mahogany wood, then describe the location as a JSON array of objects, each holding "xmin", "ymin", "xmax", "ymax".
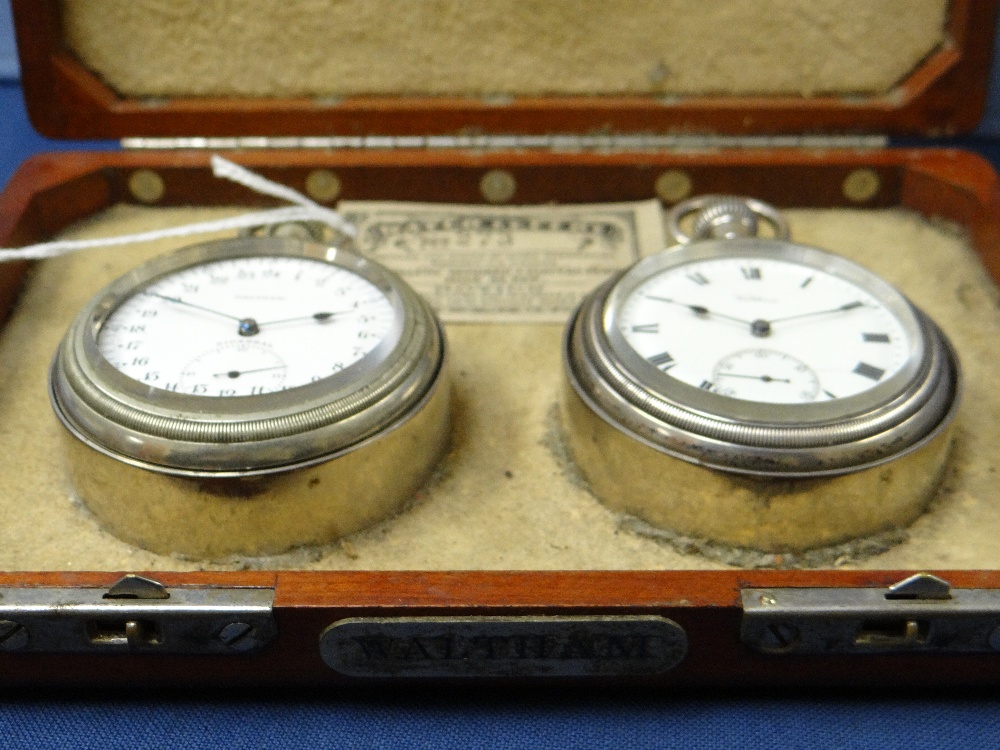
[
  {"xmin": 10, "ymin": 0, "xmax": 998, "ymax": 140},
  {"xmin": 0, "ymin": 148, "xmax": 999, "ymax": 688}
]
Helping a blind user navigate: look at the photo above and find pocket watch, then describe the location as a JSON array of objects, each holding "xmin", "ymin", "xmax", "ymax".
[
  {"xmin": 562, "ymin": 197, "xmax": 961, "ymax": 552},
  {"xmin": 50, "ymin": 235, "xmax": 449, "ymax": 558}
]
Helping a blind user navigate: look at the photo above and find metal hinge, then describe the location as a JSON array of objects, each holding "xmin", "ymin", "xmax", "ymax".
[
  {"xmin": 120, "ymin": 134, "xmax": 888, "ymax": 152},
  {"xmin": 741, "ymin": 573, "xmax": 1000, "ymax": 655},
  {"xmin": 0, "ymin": 575, "xmax": 276, "ymax": 654}
]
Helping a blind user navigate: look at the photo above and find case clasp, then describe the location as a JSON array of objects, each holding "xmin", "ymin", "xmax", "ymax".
[
  {"xmin": 0, "ymin": 575, "xmax": 276, "ymax": 654},
  {"xmin": 741, "ymin": 574, "xmax": 1000, "ymax": 655}
]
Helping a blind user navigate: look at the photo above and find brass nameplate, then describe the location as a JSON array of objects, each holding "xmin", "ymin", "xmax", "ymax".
[{"xmin": 319, "ymin": 615, "xmax": 687, "ymax": 678}]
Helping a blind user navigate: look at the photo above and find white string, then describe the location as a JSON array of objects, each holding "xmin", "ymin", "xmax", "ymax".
[
  {"xmin": 208, "ymin": 155, "xmax": 355, "ymax": 238},
  {"xmin": 0, "ymin": 155, "xmax": 357, "ymax": 263}
]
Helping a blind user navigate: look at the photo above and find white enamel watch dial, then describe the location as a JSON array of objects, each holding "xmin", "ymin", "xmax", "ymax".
[
  {"xmin": 616, "ymin": 254, "xmax": 910, "ymax": 405},
  {"xmin": 97, "ymin": 254, "xmax": 396, "ymax": 397},
  {"xmin": 49, "ymin": 235, "xmax": 450, "ymax": 558}
]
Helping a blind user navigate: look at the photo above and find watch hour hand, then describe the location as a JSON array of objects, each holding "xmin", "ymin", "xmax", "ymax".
[
  {"xmin": 257, "ymin": 310, "xmax": 354, "ymax": 328},
  {"xmin": 645, "ymin": 295, "xmax": 754, "ymax": 326},
  {"xmin": 645, "ymin": 294, "xmax": 774, "ymax": 337}
]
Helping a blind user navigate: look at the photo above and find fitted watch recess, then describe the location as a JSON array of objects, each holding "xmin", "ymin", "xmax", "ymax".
[
  {"xmin": 562, "ymin": 196, "xmax": 961, "ymax": 552},
  {"xmin": 50, "ymin": 235, "xmax": 450, "ymax": 558}
]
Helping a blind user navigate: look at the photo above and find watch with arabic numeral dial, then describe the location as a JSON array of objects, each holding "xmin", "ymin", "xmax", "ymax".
[
  {"xmin": 49, "ymin": 235, "xmax": 449, "ymax": 559},
  {"xmin": 562, "ymin": 196, "xmax": 961, "ymax": 553}
]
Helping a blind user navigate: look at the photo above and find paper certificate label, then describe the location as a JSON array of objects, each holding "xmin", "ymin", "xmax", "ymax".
[{"xmin": 338, "ymin": 200, "xmax": 667, "ymax": 323}]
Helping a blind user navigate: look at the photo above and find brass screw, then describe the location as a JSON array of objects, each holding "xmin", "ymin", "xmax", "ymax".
[
  {"xmin": 757, "ymin": 622, "xmax": 801, "ymax": 653},
  {"xmin": 988, "ymin": 624, "xmax": 1000, "ymax": 651},
  {"xmin": 128, "ymin": 169, "xmax": 166, "ymax": 204},
  {"xmin": 655, "ymin": 170, "xmax": 693, "ymax": 204},
  {"xmin": 305, "ymin": 170, "xmax": 342, "ymax": 203},
  {"xmin": 842, "ymin": 168, "xmax": 881, "ymax": 203},
  {"xmin": 0, "ymin": 620, "xmax": 29, "ymax": 651},
  {"xmin": 480, "ymin": 169, "xmax": 517, "ymax": 204},
  {"xmin": 218, "ymin": 621, "xmax": 257, "ymax": 651}
]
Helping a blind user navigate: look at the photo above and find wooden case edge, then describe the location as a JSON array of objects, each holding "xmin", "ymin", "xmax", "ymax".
[
  {"xmin": 10, "ymin": 0, "xmax": 999, "ymax": 140},
  {"xmin": 0, "ymin": 148, "xmax": 999, "ymax": 687}
]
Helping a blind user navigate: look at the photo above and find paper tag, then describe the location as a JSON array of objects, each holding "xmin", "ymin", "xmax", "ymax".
[{"xmin": 338, "ymin": 200, "xmax": 667, "ymax": 323}]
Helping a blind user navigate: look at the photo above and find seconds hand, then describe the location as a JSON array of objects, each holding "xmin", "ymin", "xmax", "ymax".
[
  {"xmin": 716, "ymin": 372, "xmax": 791, "ymax": 383},
  {"xmin": 212, "ymin": 365, "xmax": 287, "ymax": 379}
]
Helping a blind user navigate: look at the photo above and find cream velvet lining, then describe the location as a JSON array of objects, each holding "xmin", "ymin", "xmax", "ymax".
[
  {"xmin": 0, "ymin": 205, "xmax": 995, "ymax": 572},
  {"xmin": 61, "ymin": 0, "xmax": 948, "ymax": 98}
]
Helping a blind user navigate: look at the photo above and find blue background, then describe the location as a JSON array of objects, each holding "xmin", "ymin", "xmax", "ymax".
[{"xmin": 3, "ymin": 2, "xmax": 1000, "ymax": 746}]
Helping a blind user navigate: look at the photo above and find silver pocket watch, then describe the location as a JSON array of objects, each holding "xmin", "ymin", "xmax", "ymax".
[
  {"xmin": 562, "ymin": 196, "xmax": 961, "ymax": 552},
  {"xmin": 50, "ymin": 234, "xmax": 449, "ymax": 558}
]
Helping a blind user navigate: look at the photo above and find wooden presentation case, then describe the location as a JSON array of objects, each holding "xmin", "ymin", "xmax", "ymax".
[{"xmin": 2, "ymin": 0, "xmax": 1000, "ymax": 688}]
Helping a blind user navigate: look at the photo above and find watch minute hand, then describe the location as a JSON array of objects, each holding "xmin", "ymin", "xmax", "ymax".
[
  {"xmin": 144, "ymin": 291, "xmax": 244, "ymax": 322},
  {"xmin": 769, "ymin": 300, "xmax": 865, "ymax": 325}
]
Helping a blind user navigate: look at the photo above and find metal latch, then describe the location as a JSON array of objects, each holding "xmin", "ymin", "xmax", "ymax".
[
  {"xmin": 0, "ymin": 575, "xmax": 276, "ymax": 654},
  {"xmin": 741, "ymin": 574, "xmax": 1000, "ymax": 655},
  {"xmin": 120, "ymin": 134, "xmax": 889, "ymax": 152}
]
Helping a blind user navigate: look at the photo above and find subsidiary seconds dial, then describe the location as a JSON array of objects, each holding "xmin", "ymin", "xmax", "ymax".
[{"xmin": 97, "ymin": 254, "xmax": 395, "ymax": 397}]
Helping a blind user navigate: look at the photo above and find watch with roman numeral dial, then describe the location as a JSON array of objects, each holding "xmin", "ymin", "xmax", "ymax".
[
  {"xmin": 562, "ymin": 196, "xmax": 961, "ymax": 552},
  {"xmin": 49, "ymin": 235, "xmax": 449, "ymax": 558}
]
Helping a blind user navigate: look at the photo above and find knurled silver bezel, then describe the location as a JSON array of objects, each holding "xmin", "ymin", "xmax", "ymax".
[{"xmin": 49, "ymin": 236, "xmax": 445, "ymax": 476}]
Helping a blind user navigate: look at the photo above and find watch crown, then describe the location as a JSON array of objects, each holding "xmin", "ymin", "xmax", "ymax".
[
  {"xmin": 690, "ymin": 198, "xmax": 760, "ymax": 240},
  {"xmin": 666, "ymin": 195, "xmax": 790, "ymax": 245}
]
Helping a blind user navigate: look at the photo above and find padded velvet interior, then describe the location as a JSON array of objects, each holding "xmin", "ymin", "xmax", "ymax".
[
  {"xmin": 60, "ymin": 0, "xmax": 948, "ymax": 98},
  {"xmin": 0, "ymin": 203, "xmax": 995, "ymax": 572}
]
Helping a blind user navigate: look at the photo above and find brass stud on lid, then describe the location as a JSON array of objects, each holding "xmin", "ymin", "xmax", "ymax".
[
  {"xmin": 480, "ymin": 169, "xmax": 517, "ymax": 204},
  {"xmin": 842, "ymin": 168, "xmax": 881, "ymax": 203},
  {"xmin": 655, "ymin": 170, "xmax": 693, "ymax": 204},
  {"xmin": 305, "ymin": 170, "xmax": 342, "ymax": 203},
  {"xmin": 128, "ymin": 169, "xmax": 165, "ymax": 204}
]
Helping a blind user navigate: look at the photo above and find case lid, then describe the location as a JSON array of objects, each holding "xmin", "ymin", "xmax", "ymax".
[{"xmin": 11, "ymin": 0, "xmax": 999, "ymax": 141}]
